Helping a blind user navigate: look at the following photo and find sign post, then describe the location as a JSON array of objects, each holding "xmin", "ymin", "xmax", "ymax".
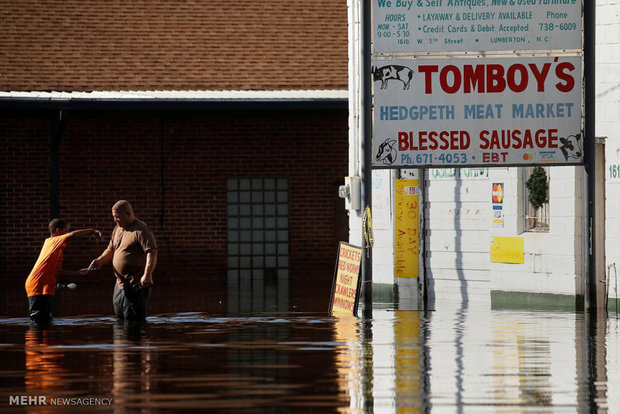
[
  {"xmin": 363, "ymin": 0, "xmax": 374, "ymax": 318},
  {"xmin": 584, "ymin": 0, "xmax": 597, "ymax": 310}
]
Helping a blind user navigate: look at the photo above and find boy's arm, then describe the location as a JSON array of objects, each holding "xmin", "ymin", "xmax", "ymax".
[{"xmin": 68, "ymin": 228, "xmax": 102, "ymax": 240}]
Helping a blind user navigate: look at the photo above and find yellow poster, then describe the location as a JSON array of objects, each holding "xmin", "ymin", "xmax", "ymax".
[
  {"xmin": 490, "ymin": 236, "xmax": 524, "ymax": 264},
  {"xmin": 330, "ymin": 243, "xmax": 363, "ymax": 317},
  {"xmin": 395, "ymin": 179, "xmax": 419, "ymax": 278}
]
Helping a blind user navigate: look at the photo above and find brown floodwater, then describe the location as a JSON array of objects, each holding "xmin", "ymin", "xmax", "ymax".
[{"xmin": 1, "ymin": 281, "xmax": 619, "ymax": 412}]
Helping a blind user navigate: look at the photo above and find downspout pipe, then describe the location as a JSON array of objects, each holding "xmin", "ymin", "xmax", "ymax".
[{"xmin": 50, "ymin": 109, "xmax": 67, "ymax": 220}]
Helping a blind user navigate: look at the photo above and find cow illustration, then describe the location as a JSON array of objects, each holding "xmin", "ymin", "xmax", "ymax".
[
  {"xmin": 376, "ymin": 138, "xmax": 397, "ymax": 165},
  {"xmin": 372, "ymin": 65, "xmax": 413, "ymax": 90},
  {"xmin": 559, "ymin": 133, "xmax": 582, "ymax": 161}
]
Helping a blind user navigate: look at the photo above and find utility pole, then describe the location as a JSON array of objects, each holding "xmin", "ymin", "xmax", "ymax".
[
  {"xmin": 584, "ymin": 0, "xmax": 597, "ymax": 311},
  {"xmin": 362, "ymin": 0, "xmax": 373, "ymax": 318}
]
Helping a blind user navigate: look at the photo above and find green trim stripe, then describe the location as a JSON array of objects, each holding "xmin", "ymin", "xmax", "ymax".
[{"xmin": 491, "ymin": 290, "xmax": 577, "ymax": 311}]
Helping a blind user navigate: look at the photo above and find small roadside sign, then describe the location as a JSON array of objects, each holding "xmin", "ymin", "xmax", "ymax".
[{"xmin": 329, "ymin": 242, "xmax": 363, "ymax": 317}]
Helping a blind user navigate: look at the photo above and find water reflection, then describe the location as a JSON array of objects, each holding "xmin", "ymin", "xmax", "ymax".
[
  {"xmin": 1, "ymin": 293, "xmax": 620, "ymax": 411},
  {"xmin": 489, "ymin": 314, "xmax": 555, "ymax": 408},
  {"xmin": 25, "ymin": 329, "xmax": 67, "ymax": 393},
  {"xmin": 333, "ymin": 316, "xmax": 363, "ymax": 412},
  {"xmin": 393, "ymin": 311, "xmax": 426, "ymax": 413},
  {"xmin": 112, "ymin": 322, "xmax": 153, "ymax": 411}
]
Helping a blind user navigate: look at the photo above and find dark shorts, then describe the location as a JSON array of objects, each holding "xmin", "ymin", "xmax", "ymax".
[
  {"xmin": 28, "ymin": 295, "xmax": 54, "ymax": 326},
  {"xmin": 113, "ymin": 282, "xmax": 151, "ymax": 321}
]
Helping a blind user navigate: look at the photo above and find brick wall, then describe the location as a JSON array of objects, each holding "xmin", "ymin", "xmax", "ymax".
[
  {"xmin": 1, "ymin": 110, "xmax": 348, "ymax": 298},
  {"xmin": 0, "ymin": 117, "xmax": 51, "ymax": 280}
]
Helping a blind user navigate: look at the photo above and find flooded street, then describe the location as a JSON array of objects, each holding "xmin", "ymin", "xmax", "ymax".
[{"xmin": 1, "ymin": 283, "xmax": 620, "ymax": 412}]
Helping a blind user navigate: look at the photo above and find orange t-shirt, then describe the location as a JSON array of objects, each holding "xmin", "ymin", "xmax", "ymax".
[{"xmin": 25, "ymin": 233, "xmax": 72, "ymax": 297}]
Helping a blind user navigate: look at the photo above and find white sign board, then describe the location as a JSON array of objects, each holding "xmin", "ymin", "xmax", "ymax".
[
  {"xmin": 373, "ymin": 0, "xmax": 582, "ymax": 54},
  {"xmin": 372, "ymin": 56, "xmax": 582, "ymax": 167}
]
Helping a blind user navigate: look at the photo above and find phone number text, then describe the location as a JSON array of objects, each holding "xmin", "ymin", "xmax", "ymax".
[{"xmin": 401, "ymin": 153, "xmax": 469, "ymax": 164}]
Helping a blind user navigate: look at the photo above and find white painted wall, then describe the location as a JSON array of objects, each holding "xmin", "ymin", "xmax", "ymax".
[
  {"xmin": 425, "ymin": 169, "xmax": 491, "ymax": 308},
  {"xmin": 425, "ymin": 163, "xmax": 583, "ymax": 305},
  {"xmin": 489, "ymin": 166, "xmax": 582, "ymax": 296},
  {"xmin": 597, "ymin": 0, "xmax": 620, "ymax": 301}
]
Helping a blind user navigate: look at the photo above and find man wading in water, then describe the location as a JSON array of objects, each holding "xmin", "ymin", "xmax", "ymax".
[{"xmin": 89, "ymin": 200, "xmax": 158, "ymax": 321}]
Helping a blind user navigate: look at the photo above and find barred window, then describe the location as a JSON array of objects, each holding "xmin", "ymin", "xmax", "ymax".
[
  {"xmin": 523, "ymin": 166, "xmax": 550, "ymax": 232},
  {"xmin": 227, "ymin": 178, "xmax": 289, "ymax": 312}
]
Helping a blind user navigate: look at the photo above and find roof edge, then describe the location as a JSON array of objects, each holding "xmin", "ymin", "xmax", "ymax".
[{"xmin": 0, "ymin": 89, "xmax": 348, "ymax": 101}]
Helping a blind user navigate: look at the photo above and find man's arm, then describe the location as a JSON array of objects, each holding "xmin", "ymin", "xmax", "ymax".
[
  {"xmin": 140, "ymin": 249, "xmax": 158, "ymax": 287},
  {"xmin": 88, "ymin": 247, "xmax": 114, "ymax": 271},
  {"xmin": 60, "ymin": 229, "xmax": 103, "ymax": 276}
]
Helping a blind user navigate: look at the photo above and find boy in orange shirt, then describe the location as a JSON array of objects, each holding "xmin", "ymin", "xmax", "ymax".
[{"xmin": 25, "ymin": 218, "xmax": 102, "ymax": 326}]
